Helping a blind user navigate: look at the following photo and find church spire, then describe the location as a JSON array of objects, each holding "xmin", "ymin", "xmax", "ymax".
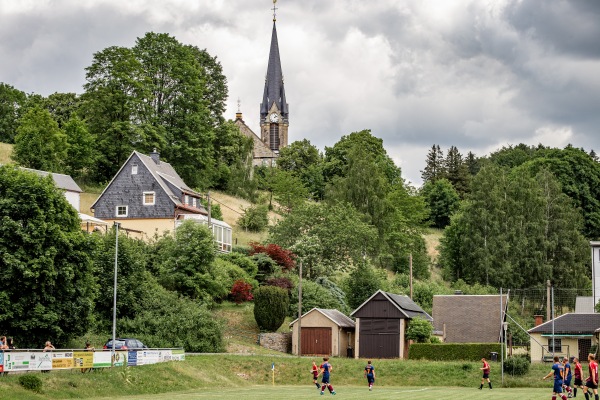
[{"xmin": 260, "ymin": 0, "xmax": 288, "ymax": 125}]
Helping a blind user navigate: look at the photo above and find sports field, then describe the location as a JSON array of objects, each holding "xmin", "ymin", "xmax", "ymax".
[{"xmin": 95, "ymin": 385, "xmax": 549, "ymax": 399}]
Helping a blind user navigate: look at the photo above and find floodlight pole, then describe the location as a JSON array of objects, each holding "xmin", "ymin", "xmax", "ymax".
[
  {"xmin": 297, "ymin": 260, "xmax": 302, "ymax": 357},
  {"xmin": 551, "ymin": 285, "xmax": 555, "ymax": 356},
  {"xmin": 500, "ymin": 288, "xmax": 504, "ymax": 386},
  {"xmin": 111, "ymin": 222, "xmax": 120, "ymax": 365}
]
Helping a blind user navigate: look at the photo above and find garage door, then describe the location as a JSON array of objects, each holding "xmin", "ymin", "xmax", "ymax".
[
  {"xmin": 301, "ymin": 327, "xmax": 332, "ymax": 355},
  {"xmin": 359, "ymin": 319, "xmax": 400, "ymax": 359}
]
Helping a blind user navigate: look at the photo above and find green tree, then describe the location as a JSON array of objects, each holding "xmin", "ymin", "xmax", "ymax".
[
  {"xmin": 12, "ymin": 106, "xmax": 68, "ymax": 172},
  {"xmin": 421, "ymin": 178, "xmax": 460, "ymax": 229},
  {"xmin": 43, "ymin": 92, "xmax": 82, "ymax": 128},
  {"xmin": 344, "ymin": 263, "xmax": 382, "ymax": 310},
  {"xmin": 64, "ymin": 116, "xmax": 96, "ymax": 179},
  {"xmin": 253, "ymin": 286, "xmax": 289, "ymax": 331},
  {"xmin": 289, "ymin": 280, "xmax": 346, "ymax": 316},
  {"xmin": 421, "ymin": 144, "xmax": 446, "ymax": 184},
  {"xmin": 444, "ymin": 146, "xmax": 469, "ymax": 196},
  {"xmin": 0, "ymin": 166, "xmax": 96, "ymax": 347},
  {"xmin": 277, "ymin": 139, "xmax": 325, "ymax": 199},
  {"xmin": 271, "ymin": 169, "xmax": 309, "ymax": 213},
  {"xmin": 0, "ymin": 83, "xmax": 27, "ymax": 143},
  {"xmin": 237, "ymin": 204, "xmax": 269, "ymax": 232},
  {"xmin": 405, "ymin": 317, "xmax": 433, "ymax": 343}
]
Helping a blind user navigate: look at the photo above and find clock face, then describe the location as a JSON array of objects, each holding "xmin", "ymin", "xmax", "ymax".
[{"xmin": 269, "ymin": 113, "xmax": 279, "ymax": 123}]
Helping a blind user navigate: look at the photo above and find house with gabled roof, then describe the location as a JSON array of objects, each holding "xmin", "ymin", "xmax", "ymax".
[
  {"xmin": 528, "ymin": 313, "xmax": 600, "ymax": 362},
  {"xmin": 432, "ymin": 294, "xmax": 508, "ymax": 343},
  {"xmin": 91, "ymin": 149, "xmax": 232, "ymax": 251},
  {"xmin": 350, "ymin": 290, "xmax": 432, "ymax": 359},
  {"xmin": 289, "ymin": 308, "xmax": 355, "ymax": 357}
]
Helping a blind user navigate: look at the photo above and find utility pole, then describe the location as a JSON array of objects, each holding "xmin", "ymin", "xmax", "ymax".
[
  {"xmin": 297, "ymin": 260, "xmax": 302, "ymax": 357},
  {"xmin": 409, "ymin": 253, "xmax": 413, "ymax": 299},
  {"xmin": 207, "ymin": 191, "xmax": 212, "ymax": 227},
  {"xmin": 111, "ymin": 222, "xmax": 120, "ymax": 365},
  {"xmin": 546, "ymin": 280, "xmax": 551, "ymax": 322}
]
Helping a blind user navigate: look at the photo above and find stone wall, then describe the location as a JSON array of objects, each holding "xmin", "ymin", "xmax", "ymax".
[{"xmin": 259, "ymin": 332, "xmax": 292, "ymax": 353}]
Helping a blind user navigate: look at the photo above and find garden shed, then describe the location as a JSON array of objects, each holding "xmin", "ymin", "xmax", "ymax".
[
  {"xmin": 351, "ymin": 290, "xmax": 432, "ymax": 359},
  {"xmin": 289, "ymin": 308, "xmax": 355, "ymax": 357}
]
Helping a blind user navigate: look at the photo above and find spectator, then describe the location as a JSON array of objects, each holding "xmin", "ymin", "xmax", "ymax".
[
  {"xmin": 0, "ymin": 336, "xmax": 8, "ymax": 350},
  {"xmin": 6, "ymin": 337, "xmax": 14, "ymax": 350},
  {"xmin": 43, "ymin": 341, "xmax": 55, "ymax": 351},
  {"xmin": 81, "ymin": 342, "xmax": 95, "ymax": 373}
]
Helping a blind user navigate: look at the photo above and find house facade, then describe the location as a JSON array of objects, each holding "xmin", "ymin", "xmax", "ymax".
[
  {"xmin": 289, "ymin": 308, "xmax": 355, "ymax": 357},
  {"xmin": 351, "ymin": 290, "xmax": 432, "ymax": 359},
  {"xmin": 528, "ymin": 313, "xmax": 600, "ymax": 362},
  {"xmin": 91, "ymin": 150, "xmax": 232, "ymax": 250}
]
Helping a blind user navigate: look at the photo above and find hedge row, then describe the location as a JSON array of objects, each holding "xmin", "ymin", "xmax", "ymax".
[{"xmin": 408, "ymin": 343, "xmax": 504, "ymax": 361}]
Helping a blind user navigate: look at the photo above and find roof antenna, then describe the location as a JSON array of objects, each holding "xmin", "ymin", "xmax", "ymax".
[
  {"xmin": 272, "ymin": 0, "xmax": 277, "ymax": 22},
  {"xmin": 237, "ymin": 97, "xmax": 241, "ymax": 113}
]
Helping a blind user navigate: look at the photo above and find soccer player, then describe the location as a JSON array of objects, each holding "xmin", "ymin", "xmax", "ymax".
[
  {"xmin": 585, "ymin": 353, "xmax": 599, "ymax": 400},
  {"xmin": 320, "ymin": 357, "xmax": 336, "ymax": 395},
  {"xmin": 311, "ymin": 361, "xmax": 320, "ymax": 389},
  {"xmin": 563, "ymin": 357, "xmax": 573, "ymax": 398},
  {"xmin": 542, "ymin": 356, "xmax": 567, "ymax": 400},
  {"xmin": 479, "ymin": 358, "xmax": 492, "ymax": 390},
  {"xmin": 573, "ymin": 357, "xmax": 585, "ymax": 398},
  {"xmin": 364, "ymin": 360, "xmax": 375, "ymax": 391}
]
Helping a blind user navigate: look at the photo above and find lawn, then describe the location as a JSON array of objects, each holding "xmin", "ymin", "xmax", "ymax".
[{"xmin": 92, "ymin": 385, "xmax": 550, "ymax": 400}]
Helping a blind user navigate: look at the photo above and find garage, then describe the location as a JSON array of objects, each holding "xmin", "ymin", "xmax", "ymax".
[{"xmin": 290, "ymin": 308, "xmax": 355, "ymax": 357}]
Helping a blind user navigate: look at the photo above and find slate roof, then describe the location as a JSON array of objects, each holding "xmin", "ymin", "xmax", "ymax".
[
  {"xmin": 350, "ymin": 290, "xmax": 433, "ymax": 322},
  {"xmin": 21, "ymin": 167, "xmax": 82, "ymax": 193},
  {"xmin": 528, "ymin": 313, "xmax": 600, "ymax": 335},
  {"xmin": 289, "ymin": 308, "xmax": 355, "ymax": 329},
  {"xmin": 234, "ymin": 115, "xmax": 278, "ymax": 160},
  {"xmin": 260, "ymin": 21, "xmax": 288, "ymax": 122},
  {"xmin": 432, "ymin": 295, "xmax": 508, "ymax": 343}
]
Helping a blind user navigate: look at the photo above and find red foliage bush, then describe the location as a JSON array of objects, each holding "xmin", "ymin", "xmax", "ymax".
[
  {"xmin": 265, "ymin": 277, "xmax": 294, "ymax": 293},
  {"xmin": 230, "ymin": 280, "xmax": 254, "ymax": 304},
  {"xmin": 249, "ymin": 242, "xmax": 296, "ymax": 271}
]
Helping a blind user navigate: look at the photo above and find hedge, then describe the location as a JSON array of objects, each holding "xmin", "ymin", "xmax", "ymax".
[{"xmin": 408, "ymin": 343, "xmax": 504, "ymax": 361}]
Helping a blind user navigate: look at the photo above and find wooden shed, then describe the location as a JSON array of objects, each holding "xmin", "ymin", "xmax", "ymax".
[
  {"xmin": 289, "ymin": 308, "xmax": 355, "ymax": 357},
  {"xmin": 351, "ymin": 290, "xmax": 432, "ymax": 359}
]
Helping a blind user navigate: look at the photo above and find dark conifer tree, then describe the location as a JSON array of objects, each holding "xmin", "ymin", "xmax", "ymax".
[{"xmin": 421, "ymin": 144, "xmax": 445, "ymax": 184}]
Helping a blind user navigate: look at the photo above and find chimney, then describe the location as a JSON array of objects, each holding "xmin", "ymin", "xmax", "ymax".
[
  {"xmin": 150, "ymin": 148, "xmax": 160, "ymax": 165},
  {"xmin": 534, "ymin": 315, "xmax": 543, "ymax": 327}
]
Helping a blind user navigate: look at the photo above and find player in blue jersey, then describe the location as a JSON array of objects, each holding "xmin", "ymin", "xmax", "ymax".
[
  {"xmin": 562, "ymin": 357, "xmax": 573, "ymax": 398},
  {"xmin": 364, "ymin": 360, "xmax": 375, "ymax": 391},
  {"xmin": 320, "ymin": 357, "xmax": 336, "ymax": 395},
  {"xmin": 543, "ymin": 356, "xmax": 568, "ymax": 400}
]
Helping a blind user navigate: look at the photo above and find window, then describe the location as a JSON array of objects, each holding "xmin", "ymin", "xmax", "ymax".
[
  {"xmin": 548, "ymin": 338, "xmax": 562, "ymax": 353},
  {"xmin": 131, "ymin": 164, "xmax": 138, "ymax": 175},
  {"xmin": 185, "ymin": 195, "xmax": 189, "ymax": 205},
  {"xmin": 269, "ymin": 124, "xmax": 280, "ymax": 150},
  {"xmin": 192, "ymin": 198, "xmax": 197, "ymax": 208},
  {"xmin": 143, "ymin": 192, "xmax": 155, "ymax": 205},
  {"xmin": 116, "ymin": 206, "xmax": 128, "ymax": 217}
]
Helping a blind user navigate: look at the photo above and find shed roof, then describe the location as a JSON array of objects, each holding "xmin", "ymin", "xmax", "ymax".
[
  {"xmin": 21, "ymin": 167, "xmax": 82, "ymax": 193},
  {"xmin": 350, "ymin": 290, "xmax": 432, "ymax": 321},
  {"xmin": 289, "ymin": 308, "xmax": 355, "ymax": 329},
  {"xmin": 432, "ymin": 294, "xmax": 508, "ymax": 343},
  {"xmin": 528, "ymin": 313, "xmax": 600, "ymax": 335}
]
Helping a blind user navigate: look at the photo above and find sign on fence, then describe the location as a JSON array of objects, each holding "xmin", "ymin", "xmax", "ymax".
[{"xmin": 1, "ymin": 349, "xmax": 184, "ymax": 373}]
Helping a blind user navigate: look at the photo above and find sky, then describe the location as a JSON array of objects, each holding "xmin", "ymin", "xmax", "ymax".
[{"xmin": 1, "ymin": 0, "xmax": 599, "ymax": 186}]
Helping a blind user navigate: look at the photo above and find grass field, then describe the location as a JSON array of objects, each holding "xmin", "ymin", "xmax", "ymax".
[{"xmin": 92, "ymin": 386, "xmax": 550, "ymax": 400}]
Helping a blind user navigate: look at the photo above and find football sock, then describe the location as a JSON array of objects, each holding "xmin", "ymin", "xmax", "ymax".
[
  {"xmin": 479, "ymin": 384, "xmax": 483, "ymax": 389},
  {"xmin": 584, "ymin": 392, "xmax": 589, "ymax": 400},
  {"xmin": 594, "ymin": 394, "xmax": 598, "ymax": 400},
  {"xmin": 321, "ymin": 385, "xmax": 326, "ymax": 392},
  {"xmin": 315, "ymin": 382, "xmax": 320, "ymax": 388},
  {"xmin": 328, "ymin": 385, "xmax": 334, "ymax": 393},
  {"xmin": 489, "ymin": 382, "xmax": 492, "ymax": 389}
]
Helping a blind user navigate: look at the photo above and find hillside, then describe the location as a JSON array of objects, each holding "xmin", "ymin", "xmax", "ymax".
[{"xmin": 0, "ymin": 142, "xmax": 12, "ymax": 164}]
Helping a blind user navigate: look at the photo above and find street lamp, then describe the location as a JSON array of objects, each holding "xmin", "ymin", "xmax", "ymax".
[{"xmin": 111, "ymin": 222, "xmax": 120, "ymax": 365}]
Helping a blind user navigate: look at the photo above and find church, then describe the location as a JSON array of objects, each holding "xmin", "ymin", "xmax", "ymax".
[{"xmin": 235, "ymin": 1, "xmax": 289, "ymax": 166}]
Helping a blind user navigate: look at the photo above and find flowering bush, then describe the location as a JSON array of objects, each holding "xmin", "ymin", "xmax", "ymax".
[
  {"xmin": 230, "ymin": 280, "xmax": 254, "ymax": 304},
  {"xmin": 249, "ymin": 242, "xmax": 296, "ymax": 271}
]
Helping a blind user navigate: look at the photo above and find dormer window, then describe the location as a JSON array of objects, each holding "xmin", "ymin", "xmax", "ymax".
[
  {"xmin": 143, "ymin": 192, "xmax": 156, "ymax": 205},
  {"xmin": 132, "ymin": 164, "xmax": 138, "ymax": 175}
]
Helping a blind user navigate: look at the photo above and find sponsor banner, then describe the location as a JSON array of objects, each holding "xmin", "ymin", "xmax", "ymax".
[
  {"xmin": 138, "ymin": 350, "xmax": 160, "ymax": 366},
  {"xmin": 30, "ymin": 352, "xmax": 53, "ymax": 371},
  {"xmin": 127, "ymin": 351, "xmax": 138, "ymax": 367},
  {"xmin": 0, "ymin": 353, "xmax": 3, "ymax": 373},
  {"xmin": 159, "ymin": 349, "xmax": 172, "ymax": 362},
  {"xmin": 171, "ymin": 349, "xmax": 185, "ymax": 361},
  {"xmin": 112, "ymin": 351, "xmax": 128, "ymax": 367},
  {"xmin": 4, "ymin": 352, "xmax": 30, "ymax": 371},
  {"xmin": 93, "ymin": 352, "xmax": 112, "ymax": 368},
  {"xmin": 52, "ymin": 352, "xmax": 74, "ymax": 369},
  {"xmin": 73, "ymin": 351, "xmax": 93, "ymax": 369}
]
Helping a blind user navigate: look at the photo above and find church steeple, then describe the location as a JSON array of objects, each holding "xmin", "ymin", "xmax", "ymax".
[{"xmin": 260, "ymin": 1, "xmax": 289, "ymax": 152}]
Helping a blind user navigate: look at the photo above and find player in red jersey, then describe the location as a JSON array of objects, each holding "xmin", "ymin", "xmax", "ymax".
[
  {"xmin": 573, "ymin": 357, "xmax": 584, "ymax": 398},
  {"xmin": 479, "ymin": 358, "xmax": 492, "ymax": 390},
  {"xmin": 585, "ymin": 353, "xmax": 599, "ymax": 400},
  {"xmin": 311, "ymin": 361, "xmax": 320, "ymax": 389}
]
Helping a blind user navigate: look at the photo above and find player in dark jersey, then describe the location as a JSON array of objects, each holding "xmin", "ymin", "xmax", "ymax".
[
  {"xmin": 320, "ymin": 357, "xmax": 336, "ymax": 395},
  {"xmin": 573, "ymin": 357, "xmax": 585, "ymax": 398},
  {"xmin": 563, "ymin": 357, "xmax": 573, "ymax": 397},
  {"xmin": 585, "ymin": 353, "xmax": 599, "ymax": 400},
  {"xmin": 311, "ymin": 361, "xmax": 320, "ymax": 389},
  {"xmin": 364, "ymin": 360, "xmax": 375, "ymax": 391},
  {"xmin": 479, "ymin": 358, "xmax": 492, "ymax": 389},
  {"xmin": 543, "ymin": 356, "xmax": 568, "ymax": 400}
]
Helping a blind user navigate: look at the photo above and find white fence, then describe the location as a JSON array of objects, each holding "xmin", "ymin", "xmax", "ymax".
[{"xmin": 0, "ymin": 348, "xmax": 184, "ymax": 372}]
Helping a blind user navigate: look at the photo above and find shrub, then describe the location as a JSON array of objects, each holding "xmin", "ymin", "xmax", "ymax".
[
  {"xmin": 408, "ymin": 343, "xmax": 503, "ymax": 361},
  {"xmin": 18, "ymin": 374, "xmax": 43, "ymax": 393},
  {"xmin": 230, "ymin": 280, "xmax": 254, "ymax": 304},
  {"xmin": 254, "ymin": 286, "xmax": 289, "ymax": 332},
  {"xmin": 265, "ymin": 276, "xmax": 294, "ymax": 293},
  {"xmin": 251, "ymin": 253, "xmax": 278, "ymax": 280},
  {"xmin": 237, "ymin": 204, "xmax": 269, "ymax": 232},
  {"xmin": 219, "ymin": 252, "xmax": 258, "ymax": 277},
  {"xmin": 503, "ymin": 356, "xmax": 530, "ymax": 376},
  {"xmin": 249, "ymin": 242, "xmax": 296, "ymax": 271},
  {"xmin": 405, "ymin": 317, "xmax": 433, "ymax": 343},
  {"xmin": 288, "ymin": 280, "xmax": 346, "ymax": 316}
]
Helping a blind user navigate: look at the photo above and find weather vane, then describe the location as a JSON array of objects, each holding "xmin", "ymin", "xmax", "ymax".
[
  {"xmin": 237, "ymin": 97, "xmax": 241, "ymax": 113},
  {"xmin": 272, "ymin": 0, "xmax": 278, "ymax": 21}
]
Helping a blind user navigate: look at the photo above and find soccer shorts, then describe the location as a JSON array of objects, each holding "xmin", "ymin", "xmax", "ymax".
[
  {"xmin": 586, "ymin": 380, "xmax": 598, "ymax": 390},
  {"xmin": 554, "ymin": 380, "xmax": 564, "ymax": 393}
]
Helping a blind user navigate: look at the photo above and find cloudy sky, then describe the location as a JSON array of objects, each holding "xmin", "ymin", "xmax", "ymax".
[{"xmin": 1, "ymin": 0, "xmax": 599, "ymax": 185}]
